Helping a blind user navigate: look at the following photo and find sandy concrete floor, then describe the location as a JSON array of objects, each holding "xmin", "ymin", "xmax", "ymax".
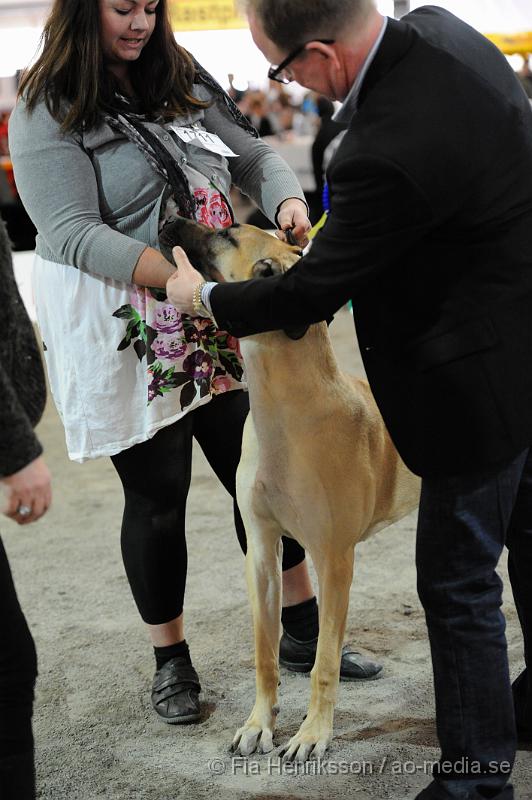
[{"xmin": 2, "ymin": 309, "xmax": 531, "ymax": 800}]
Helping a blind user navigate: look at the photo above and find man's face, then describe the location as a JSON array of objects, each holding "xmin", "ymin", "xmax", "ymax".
[{"xmin": 248, "ymin": 11, "xmax": 342, "ymax": 99}]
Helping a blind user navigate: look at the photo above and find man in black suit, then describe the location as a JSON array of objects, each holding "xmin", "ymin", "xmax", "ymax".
[{"xmin": 167, "ymin": 2, "xmax": 532, "ymax": 797}]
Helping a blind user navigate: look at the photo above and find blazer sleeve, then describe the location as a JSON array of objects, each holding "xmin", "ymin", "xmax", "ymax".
[
  {"xmin": 0, "ymin": 219, "xmax": 46, "ymax": 478},
  {"xmin": 0, "ymin": 361, "xmax": 43, "ymax": 479},
  {"xmin": 210, "ymin": 154, "xmax": 434, "ymax": 337}
]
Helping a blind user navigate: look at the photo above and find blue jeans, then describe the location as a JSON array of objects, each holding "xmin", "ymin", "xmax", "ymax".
[{"xmin": 415, "ymin": 448, "xmax": 532, "ymax": 800}]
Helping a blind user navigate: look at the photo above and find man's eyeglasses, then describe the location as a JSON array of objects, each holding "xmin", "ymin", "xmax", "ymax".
[{"xmin": 268, "ymin": 39, "xmax": 335, "ymax": 84}]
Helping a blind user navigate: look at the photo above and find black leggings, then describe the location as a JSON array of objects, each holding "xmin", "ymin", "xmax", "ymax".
[
  {"xmin": 111, "ymin": 390, "xmax": 305, "ymax": 625},
  {"xmin": 0, "ymin": 536, "xmax": 37, "ymax": 800}
]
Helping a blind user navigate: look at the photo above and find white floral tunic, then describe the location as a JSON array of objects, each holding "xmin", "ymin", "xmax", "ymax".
[{"xmin": 34, "ymin": 165, "xmax": 245, "ymax": 462}]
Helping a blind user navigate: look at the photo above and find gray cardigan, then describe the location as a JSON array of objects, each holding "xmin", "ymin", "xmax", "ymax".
[{"xmin": 8, "ymin": 86, "xmax": 305, "ymax": 283}]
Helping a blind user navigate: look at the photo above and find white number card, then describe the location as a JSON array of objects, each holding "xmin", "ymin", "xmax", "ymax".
[{"xmin": 170, "ymin": 125, "xmax": 239, "ymax": 158}]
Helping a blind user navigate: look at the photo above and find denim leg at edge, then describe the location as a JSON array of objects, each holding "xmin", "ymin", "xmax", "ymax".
[
  {"xmin": 506, "ymin": 448, "xmax": 532, "ymax": 735},
  {"xmin": 415, "ymin": 449, "xmax": 530, "ymax": 799}
]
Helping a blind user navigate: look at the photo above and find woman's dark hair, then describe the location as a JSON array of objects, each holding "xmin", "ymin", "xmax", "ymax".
[{"xmin": 18, "ymin": 0, "xmax": 207, "ymax": 132}]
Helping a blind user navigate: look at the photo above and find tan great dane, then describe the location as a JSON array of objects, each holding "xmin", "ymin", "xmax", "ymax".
[{"xmin": 161, "ymin": 218, "xmax": 421, "ymax": 760}]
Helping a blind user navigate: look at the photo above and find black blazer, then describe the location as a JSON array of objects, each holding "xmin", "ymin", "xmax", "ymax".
[{"xmin": 212, "ymin": 6, "xmax": 532, "ymax": 478}]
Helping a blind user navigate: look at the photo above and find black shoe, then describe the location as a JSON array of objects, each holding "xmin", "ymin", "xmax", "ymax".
[
  {"xmin": 279, "ymin": 631, "xmax": 383, "ymax": 681},
  {"xmin": 151, "ymin": 656, "xmax": 201, "ymax": 724}
]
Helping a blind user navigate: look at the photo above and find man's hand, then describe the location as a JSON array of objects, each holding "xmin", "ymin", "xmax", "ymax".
[
  {"xmin": 276, "ymin": 198, "xmax": 312, "ymax": 246},
  {"xmin": 1, "ymin": 455, "xmax": 52, "ymax": 525},
  {"xmin": 166, "ymin": 247, "xmax": 204, "ymax": 315}
]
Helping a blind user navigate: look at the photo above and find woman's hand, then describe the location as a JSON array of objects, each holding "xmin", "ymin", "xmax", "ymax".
[
  {"xmin": 1, "ymin": 455, "xmax": 52, "ymax": 525},
  {"xmin": 166, "ymin": 247, "xmax": 204, "ymax": 315},
  {"xmin": 275, "ymin": 198, "xmax": 311, "ymax": 247}
]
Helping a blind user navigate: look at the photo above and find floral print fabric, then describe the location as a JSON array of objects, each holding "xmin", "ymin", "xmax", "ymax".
[{"xmin": 112, "ymin": 176, "xmax": 244, "ymax": 412}]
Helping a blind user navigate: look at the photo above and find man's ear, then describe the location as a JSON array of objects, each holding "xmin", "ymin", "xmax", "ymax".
[{"xmin": 305, "ymin": 40, "xmax": 341, "ymax": 71}]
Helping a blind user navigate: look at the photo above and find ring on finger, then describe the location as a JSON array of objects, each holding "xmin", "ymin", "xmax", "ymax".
[{"xmin": 17, "ymin": 504, "xmax": 32, "ymax": 517}]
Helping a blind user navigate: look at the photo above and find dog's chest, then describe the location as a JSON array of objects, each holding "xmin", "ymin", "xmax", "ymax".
[{"xmin": 252, "ymin": 449, "xmax": 334, "ymax": 538}]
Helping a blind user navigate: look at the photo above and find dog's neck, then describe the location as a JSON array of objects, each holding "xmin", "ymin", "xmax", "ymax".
[{"xmin": 240, "ymin": 322, "xmax": 342, "ymax": 413}]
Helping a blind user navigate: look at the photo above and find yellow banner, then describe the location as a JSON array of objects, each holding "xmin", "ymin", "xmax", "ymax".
[
  {"xmin": 169, "ymin": 0, "xmax": 247, "ymax": 31},
  {"xmin": 485, "ymin": 32, "xmax": 532, "ymax": 55}
]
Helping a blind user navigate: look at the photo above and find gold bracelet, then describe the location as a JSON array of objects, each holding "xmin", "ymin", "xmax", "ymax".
[{"xmin": 192, "ymin": 280, "xmax": 210, "ymax": 317}]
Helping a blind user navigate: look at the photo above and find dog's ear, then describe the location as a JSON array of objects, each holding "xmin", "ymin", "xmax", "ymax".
[
  {"xmin": 159, "ymin": 220, "xmax": 187, "ymax": 264},
  {"xmin": 252, "ymin": 258, "xmax": 283, "ymax": 278},
  {"xmin": 158, "ymin": 232, "xmax": 174, "ymax": 264}
]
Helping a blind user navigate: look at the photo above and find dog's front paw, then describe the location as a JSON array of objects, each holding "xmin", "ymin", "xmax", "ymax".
[
  {"xmin": 231, "ymin": 705, "xmax": 278, "ymax": 756},
  {"xmin": 280, "ymin": 715, "xmax": 332, "ymax": 762}
]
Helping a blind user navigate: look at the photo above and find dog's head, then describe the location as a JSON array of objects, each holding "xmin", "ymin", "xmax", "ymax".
[{"xmin": 159, "ymin": 217, "xmax": 302, "ymax": 283}]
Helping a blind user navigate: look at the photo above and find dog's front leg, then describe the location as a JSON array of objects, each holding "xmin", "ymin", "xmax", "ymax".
[
  {"xmin": 283, "ymin": 546, "xmax": 355, "ymax": 761},
  {"xmin": 231, "ymin": 516, "xmax": 283, "ymax": 756}
]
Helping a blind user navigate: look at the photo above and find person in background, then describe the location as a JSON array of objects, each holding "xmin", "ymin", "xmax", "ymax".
[
  {"xmin": 311, "ymin": 96, "xmax": 343, "ymax": 196},
  {"xmin": 292, "ymin": 90, "xmax": 319, "ymax": 136},
  {"xmin": 226, "ymin": 73, "xmax": 247, "ymax": 104},
  {"xmin": 245, "ymin": 90, "xmax": 277, "ymax": 136},
  {"xmin": 0, "ymin": 126, "xmax": 37, "ymax": 252},
  {"xmin": 166, "ymin": 1, "xmax": 532, "ymax": 797},
  {"xmin": 0, "ymin": 112, "xmax": 10, "ymax": 156},
  {"xmin": 269, "ymin": 86, "xmax": 296, "ymax": 132},
  {"xmin": 9, "ymin": 0, "xmax": 380, "ymax": 729},
  {"xmin": 0, "ymin": 216, "xmax": 52, "ymax": 800},
  {"xmin": 517, "ymin": 54, "xmax": 532, "ymax": 99}
]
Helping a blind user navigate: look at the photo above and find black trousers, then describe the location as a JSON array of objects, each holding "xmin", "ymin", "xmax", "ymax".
[
  {"xmin": 111, "ymin": 390, "xmax": 305, "ymax": 625},
  {"xmin": 0, "ymin": 536, "xmax": 37, "ymax": 800}
]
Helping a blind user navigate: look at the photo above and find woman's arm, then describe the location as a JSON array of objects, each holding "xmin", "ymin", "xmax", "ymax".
[
  {"xmin": 8, "ymin": 99, "xmax": 174, "ymax": 285},
  {"xmin": 131, "ymin": 245, "xmax": 176, "ymax": 287},
  {"xmin": 0, "ymin": 360, "xmax": 43, "ymax": 480}
]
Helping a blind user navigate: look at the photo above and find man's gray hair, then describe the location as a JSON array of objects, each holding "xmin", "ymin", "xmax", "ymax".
[{"xmin": 245, "ymin": 0, "xmax": 376, "ymax": 51}]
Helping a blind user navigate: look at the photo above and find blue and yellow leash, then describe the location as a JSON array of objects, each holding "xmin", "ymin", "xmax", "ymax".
[{"xmin": 307, "ymin": 182, "xmax": 330, "ymax": 241}]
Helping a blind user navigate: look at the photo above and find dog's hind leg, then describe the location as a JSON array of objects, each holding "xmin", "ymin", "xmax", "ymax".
[
  {"xmin": 282, "ymin": 544, "xmax": 355, "ymax": 761},
  {"xmin": 231, "ymin": 513, "xmax": 283, "ymax": 756}
]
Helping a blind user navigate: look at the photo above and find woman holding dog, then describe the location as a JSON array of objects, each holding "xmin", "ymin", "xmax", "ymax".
[{"xmin": 8, "ymin": 0, "xmax": 380, "ymax": 725}]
